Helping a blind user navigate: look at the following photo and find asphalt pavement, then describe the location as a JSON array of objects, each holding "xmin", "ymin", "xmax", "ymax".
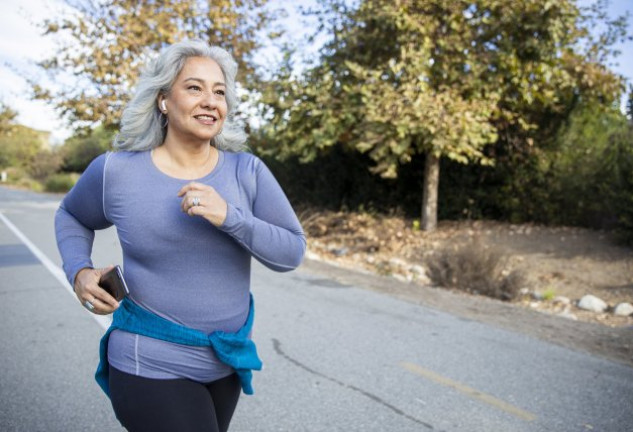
[{"xmin": 1, "ymin": 185, "xmax": 632, "ymax": 432}]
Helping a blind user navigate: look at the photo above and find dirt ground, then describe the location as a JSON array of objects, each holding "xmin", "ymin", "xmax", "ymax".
[{"xmin": 298, "ymin": 210, "xmax": 633, "ymax": 367}]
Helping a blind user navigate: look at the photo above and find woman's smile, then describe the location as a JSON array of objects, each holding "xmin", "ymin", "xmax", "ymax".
[{"xmin": 194, "ymin": 114, "xmax": 218, "ymax": 125}]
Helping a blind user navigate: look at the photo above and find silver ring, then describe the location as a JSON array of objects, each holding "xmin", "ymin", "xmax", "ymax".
[
  {"xmin": 83, "ymin": 300, "xmax": 95, "ymax": 311},
  {"xmin": 192, "ymin": 197, "xmax": 200, "ymax": 206}
]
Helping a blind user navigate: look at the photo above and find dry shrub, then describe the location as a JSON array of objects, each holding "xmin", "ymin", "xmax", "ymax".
[{"xmin": 426, "ymin": 240, "xmax": 525, "ymax": 301}]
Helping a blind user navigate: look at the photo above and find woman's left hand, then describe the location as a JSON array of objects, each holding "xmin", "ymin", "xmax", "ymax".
[{"xmin": 177, "ymin": 182, "xmax": 228, "ymax": 226}]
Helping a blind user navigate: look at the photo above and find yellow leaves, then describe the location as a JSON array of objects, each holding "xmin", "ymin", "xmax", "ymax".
[
  {"xmin": 31, "ymin": 85, "xmax": 52, "ymax": 100},
  {"xmin": 43, "ymin": 21, "xmax": 60, "ymax": 34},
  {"xmin": 356, "ymin": 140, "xmax": 374, "ymax": 153},
  {"xmin": 380, "ymin": 164, "xmax": 398, "ymax": 179},
  {"xmin": 33, "ymin": 0, "xmax": 270, "ymax": 129},
  {"xmin": 517, "ymin": 117, "xmax": 536, "ymax": 131}
]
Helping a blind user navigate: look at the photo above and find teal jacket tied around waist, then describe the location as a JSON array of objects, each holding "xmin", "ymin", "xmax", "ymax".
[{"xmin": 96, "ymin": 294, "xmax": 262, "ymax": 397}]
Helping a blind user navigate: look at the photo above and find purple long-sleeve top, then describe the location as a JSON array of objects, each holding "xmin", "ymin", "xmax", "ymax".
[{"xmin": 55, "ymin": 149, "xmax": 306, "ymax": 382}]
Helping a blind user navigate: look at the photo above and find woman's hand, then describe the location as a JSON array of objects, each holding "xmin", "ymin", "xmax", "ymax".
[
  {"xmin": 177, "ymin": 182, "xmax": 228, "ymax": 226},
  {"xmin": 74, "ymin": 266, "xmax": 120, "ymax": 315}
]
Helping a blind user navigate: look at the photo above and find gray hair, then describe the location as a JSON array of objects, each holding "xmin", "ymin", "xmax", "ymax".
[{"xmin": 114, "ymin": 40, "xmax": 247, "ymax": 152}]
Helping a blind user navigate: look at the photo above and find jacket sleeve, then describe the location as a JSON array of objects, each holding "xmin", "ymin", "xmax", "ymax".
[
  {"xmin": 55, "ymin": 153, "xmax": 113, "ymax": 287},
  {"xmin": 219, "ymin": 157, "xmax": 306, "ymax": 272}
]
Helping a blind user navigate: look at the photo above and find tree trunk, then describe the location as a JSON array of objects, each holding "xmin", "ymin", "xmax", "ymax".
[{"xmin": 422, "ymin": 153, "xmax": 440, "ymax": 231}]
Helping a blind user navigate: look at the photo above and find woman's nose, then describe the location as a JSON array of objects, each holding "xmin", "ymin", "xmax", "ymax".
[{"xmin": 200, "ymin": 91, "xmax": 217, "ymax": 109}]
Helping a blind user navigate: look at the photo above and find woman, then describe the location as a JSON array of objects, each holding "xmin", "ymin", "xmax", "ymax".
[{"xmin": 55, "ymin": 40, "xmax": 306, "ymax": 432}]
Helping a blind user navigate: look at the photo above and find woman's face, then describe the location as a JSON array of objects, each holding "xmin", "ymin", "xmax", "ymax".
[{"xmin": 161, "ymin": 56, "xmax": 228, "ymax": 144}]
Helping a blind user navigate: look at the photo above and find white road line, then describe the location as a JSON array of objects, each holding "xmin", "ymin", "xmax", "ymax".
[{"xmin": 0, "ymin": 211, "xmax": 110, "ymax": 330}]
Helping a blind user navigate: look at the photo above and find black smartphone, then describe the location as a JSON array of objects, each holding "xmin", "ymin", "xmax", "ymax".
[{"xmin": 99, "ymin": 265, "xmax": 130, "ymax": 301}]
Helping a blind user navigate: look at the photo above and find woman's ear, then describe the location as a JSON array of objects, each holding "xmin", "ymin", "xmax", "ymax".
[{"xmin": 158, "ymin": 96, "xmax": 167, "ymax": 112}]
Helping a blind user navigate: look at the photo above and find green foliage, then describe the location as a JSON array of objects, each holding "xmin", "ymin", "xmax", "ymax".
[
  {"xmin": 0, "ymin": 123, "xmax": 50, "ymax": 170},
  {"xmin": 627, "ymin": 85, "xmax": 633, "ymax": 121},
  {"xmin": 542, "ymin": 287, "xmax": 556, "ymax": 301},
  {"xmin": 33, "ymin": 0, "xmax": 273, "ymax": 130},
  {"xmin": 431, "ymin": 101, "xmax": 633, "ymax": 241},
  {"xmin": 45, "ymin": 173, "xmax": 79, "ymax": 193},
  {"xmin": 0, "ymin": 102, "xmax": 17, "ymax": 135},
  {"xmin": 2, "ymin": 167, "xmax": 44, "ymax": 192},
  {"xmin": 16, "ymin": 178, "xmax": 44, "ymax": 193},
  {"xmin": 488, "ymin": 103, "xmax": 630, "ymax": 228},
  {"xmin": 2, "ymin": 166, "xmax": 28, "ymax": 183},
  {"xmin": 61, "ymin": 126, "xmax": 115, "ymax": 172},
  {"xmin": 0, "ymin": 103, "xmax": 19, "ymax": 168},
  {"xmin": 547, "ymin": 104, "xmax": 629, "ymax": 226},
  {"xmin": 263, "ymin": 0, "xmax": 625, "ymax": 163},
  {"xmin": 599, "ymin": 122, "xmax": 633, "ymax": 244},
  {"xmin": 0, "ymin": 103, "xmax": 65, "ymax": 190}
]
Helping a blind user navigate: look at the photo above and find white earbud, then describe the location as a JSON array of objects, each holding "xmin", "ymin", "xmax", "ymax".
[{"xmin": 161, "ymin": 100, "xmax": 167, "ymax": 111}]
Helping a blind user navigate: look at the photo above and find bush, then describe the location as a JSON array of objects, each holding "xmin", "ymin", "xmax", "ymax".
[
  {"xmin": 3, "ymin": 166, "xmax": 28, "ymax": 182},
  {"xmin": 599, "ymin": 124, "xmax": 633, "ymax": 245},
  {"xmin": 45, "ymin": 173, "xmax": 79, "ymax": 193},
  {"xmin": 15, "ymin": 176, "xmax": 43, "ymax": 192},
  {"xmin": 426, "ymin": 239, "xmax": 525, "ymax": 301},
  {"xmin": 1, "ymin": 166, "xmax": 43, "ymax": 191},
  {"xmin": 29, "ymin": 149, "xmax": 64, "ymax": 182},
  {"xmin": 61, "ymin": 126, "xmax": 114, "ymax": 172}
]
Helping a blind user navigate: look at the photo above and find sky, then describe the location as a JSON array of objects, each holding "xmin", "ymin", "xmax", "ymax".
[
  {"xmin": 0, "ymin": 0, "xmax": 632, "ymax": 145},
  {"xmin": 0, "ymin": 0, "xmax": 73, "ymax": 143}
]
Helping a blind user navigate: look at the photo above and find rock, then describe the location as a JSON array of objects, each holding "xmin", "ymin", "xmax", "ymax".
[
  {"xmin": 557, "ymin": 310, "xmax": 578, "ymax": 321},
  {"xmin": 392, "ymin": 274, "xmax": 408, "ymax": 283},
  {"xmin": 577, "ymin": 295, "xmax": 608, "ymax": 313},
  {"xmin": 330, "ymin": 247, "xmax": 349, "ymax": 257},
  {"xmin": 408, "ymin": 267, "xmax": 431, "ymax": 285},
  {"xmin": 613, "ymin": 303, "xmax": 633, "ymax": 317},
  {"xmin": 409, "ymin": 265, "xmax": 426, "ymax": 275},
  {"xmin": 418, "ymin": 275, "xmax": 432, "ymax": 285},
  {"xmin": 388, "ymin": 258, "xmax": 407, "ymax": 268},
  {"xmin": 553, "ymin": 296, "xmax": 571, "ymax": 306}
]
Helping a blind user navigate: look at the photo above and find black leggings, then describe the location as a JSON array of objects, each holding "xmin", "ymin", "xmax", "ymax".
[{"xmin": 109, "ymin": 365, "xmax": 241, "ymax": 432}]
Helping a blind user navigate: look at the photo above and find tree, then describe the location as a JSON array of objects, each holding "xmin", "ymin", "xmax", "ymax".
[
  {"xmin": 32, "ymin": 0, "xmax": 273, "ymax": 130},
  {"xmin": 0, "ymin": 103, "xmax": 19, "ymax": 168},
  {"xmin": 29, "ymin": 149, "xmax": 64, "ymax": 182},
  {"xmin": 60, "ymin": 126, "xmax": 115, "ymax": 172},
  {"xmin": 0, "ymin": 102, "xmax": 17, "ymax": 136},
  {"xmin": 627, "ymin": 85, "xmax": 633, "ymax": 122},
  {"xmin": 543, "ymin": 102, "xmax": 629, "ymax": 226},
  {"xmin": 0, "ymin": 124, "xmax": 46, "ymax": 171},
  {"xmin": 605, "ymin": 122, "xmax": 633, "ymax": 243},
  {"xmin": 259, "ymin": 0, "xmax": 627, "ymax": 230}
]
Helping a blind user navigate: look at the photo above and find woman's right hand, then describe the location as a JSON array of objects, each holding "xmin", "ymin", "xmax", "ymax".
[{"xmin": 74, "ymin": 266, "xmax": 120, "ymax": 315}]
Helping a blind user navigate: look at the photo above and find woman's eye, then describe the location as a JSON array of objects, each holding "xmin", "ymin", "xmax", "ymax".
[
  {"xmin": 215, "ymin": 89, "xmax": 225, "ymax": 96},
  {"xmin": 188, "ymin": 85, "xmax": 202, "ymax": 91}
]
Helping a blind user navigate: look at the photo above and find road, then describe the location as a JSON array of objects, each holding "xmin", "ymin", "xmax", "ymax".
[{"xmin": 1, "ymin": 185, "xmax": 632, "ymax": 432}]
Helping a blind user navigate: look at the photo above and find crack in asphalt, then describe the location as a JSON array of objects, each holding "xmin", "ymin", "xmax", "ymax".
[{"xmin": 271, "ymin": 338, "xmax": 438, "ymax": 430}]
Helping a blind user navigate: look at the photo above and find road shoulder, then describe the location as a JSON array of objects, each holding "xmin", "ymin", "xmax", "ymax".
[{"xmin": 300, "ymin": 258, "xmax": 633, "ymax": 368}]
